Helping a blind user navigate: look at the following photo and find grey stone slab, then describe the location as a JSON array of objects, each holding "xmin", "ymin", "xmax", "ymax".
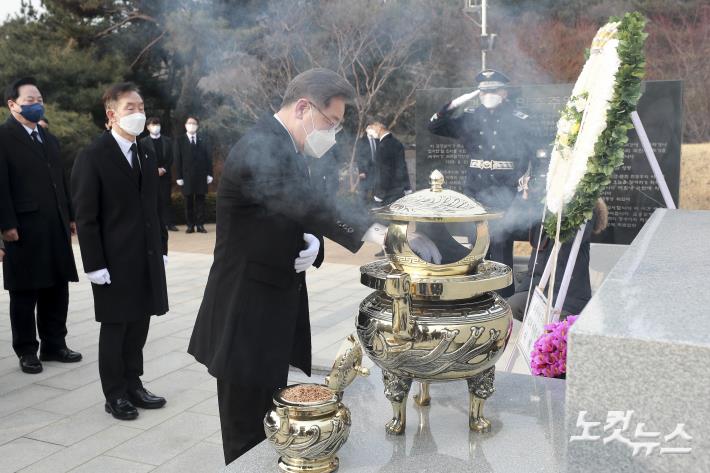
[
  {"xmin": 36, "ymin": 361, "xmax": 99, "ymax": 391},
  {"xmin": 0, "ymin": 364, "xmax": 72, "ymax": 396},
  {"xmin": 68, "ymin": 456, "xmax": 154, "ymax": 473},
  {"xmin": 225, "ymin": 368, "xmax": 567, "ymax": 473},
  {"xmin": 187, "ymin": 395, "xmax": 219, "ymax": 417},
  {"xmin": 20, "ymin": 425, "xmax": 143, "ymax": 473},
  {"xmin": 0, "ymin": 384, "xmax": 66, "ymax": 418},
  {"xmin": 0, "ymin": 438, "xmax": 63, "ymax": 472},
  {"xmin": 0, "ymin": 408, "xmax": 63, "ymax": 446},
  {"xmin": 26, "ymin": 402, "xmax": 119, "ymax": 447},
  {"xmin": 141, "ymin": 351, "xmax": 198, "ymax": 383},
  {"xmin": 108, "ymin": 411, "xmax": 220, "ymax": 466},
  {"xmin": 33, "ymin": 381, "xmax": 104, "ymax": 416},
  {"xmin": 567, "ymin": 209, "xmax": 710, "ymax": 473},
  {"xmin": 150, "ymin": 441, "xmax": 225, "ymax": 473}
]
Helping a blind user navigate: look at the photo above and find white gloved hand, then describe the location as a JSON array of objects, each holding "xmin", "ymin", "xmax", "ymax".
[
  {"xmin": 176, "ymin": 179, "xmax": 184, "ymax": 186},
  {"xmin": 409, "ymin": 232, "xmax": 442, "ymax": 264},
  {"xmin": 362, "ymin": 223, "xmax": 387, "ymax": 246},
  {"xmin": 86, "ymin": 268, "xmax": 111, "ymax": 285},
  {"xmin": 403, "ymin": 189, "xmax": 413, "ymax": 195},
  {"xmin": 294, "ymin": 233, "xmax": 320, "ymax": 273},
  {"xmin": 163, "ymin": 255, "xmax": 168, "ymax": 268},
  {"xmin": 373, "ymin": 196, "xmax": 383, "ymax": 203},
  {"xmin": 207, "ymin": 175, "xmax": 214, "ymax": 184},
  {"xmin": 448, "ymin": 90, "xmax": 481, "ymax": 110}
]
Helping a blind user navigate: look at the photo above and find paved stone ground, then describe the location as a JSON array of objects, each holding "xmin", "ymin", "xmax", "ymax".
[{"xmin": 0, "ymin": 225, "xmax": 537, "ymax": 473}]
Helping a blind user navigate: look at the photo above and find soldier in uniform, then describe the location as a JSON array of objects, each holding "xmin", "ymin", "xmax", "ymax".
[{"xmin": 428, "ymin": 69, "xmax": 534, "ymax": 297}]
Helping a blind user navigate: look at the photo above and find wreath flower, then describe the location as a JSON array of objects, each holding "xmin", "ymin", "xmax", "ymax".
[
  {"xmin": 531, "ymin": 315, "xmax": 579, "ymax": 378},
  {"xmin": 544, "ymin": 12, "xmax": 647, "ymax": 242}
]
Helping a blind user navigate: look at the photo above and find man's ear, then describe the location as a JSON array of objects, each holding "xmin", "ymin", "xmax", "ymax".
[{"xmin": 294, "ymin": 99, "xmax": 310, "ymax": 120}]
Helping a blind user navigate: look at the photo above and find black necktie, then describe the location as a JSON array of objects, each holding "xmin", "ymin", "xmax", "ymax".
[
  {"xmin": 190, "ymin": 136, "xmax": 196, "ymax": 146},
  {"xmin": 30, "ymin": 130, "xmax": 47, "ymax": 157},
  {"xmin": 130, "ymin": 144, "xmax": 142, "ymax": 183}
]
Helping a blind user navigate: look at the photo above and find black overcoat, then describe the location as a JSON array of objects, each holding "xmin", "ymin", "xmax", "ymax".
[
  {"xmin": 0, "ymin": 117, "xmax": 78, "ymax": 290},
  {"xmin": 71, "ymin": 131, "xmax": 168, "ymax": 323},
  {"xmin": 174, "ymin": 134, "xmax": 213, "ymax": 195},
  {"xmin": 374, "ymin": 133, "xmax": 410, "ymax": 204},
  {"xmin": 188, "ymin": 115, "xmax": 371, "ymax": 389},
  {"xmin": 139, "ymin": 134, "xmax": 173, "ymax": 195}
]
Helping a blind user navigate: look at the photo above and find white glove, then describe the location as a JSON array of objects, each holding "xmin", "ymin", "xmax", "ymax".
[
  {"xmin": 409, "ymin": 232, "xmax": 442, "ymax": 264},
  {"xmin": 403, "ymin": 189, "xmax": 413, "ymax": 195},
  {"xmin": 176, "ymin": 179, "xmax": 184, "ymax": 186},
  {"xmin": 163, "ymin": 255, "xmax": 168, "ymax": 268},
  {"xmin": 294, "ymin": 233, "xmax": 320, "ymax": 273},
  {"xmin": 362, "ymin": 223, "xmax": 387, "ymax": 246},
  {"xmin": 373, "ymin": 196, "xmax": 383, "ymax": 203},
  {"xmin": 86, "ymin": 268, "xmax": 111, "ymax": 285},
  {"xmin": 448, "ymin": 90, "xmax": 480, "ymax": 110},
  {"xmin": 207, "ymin": 175, "xmax": 213, "ymax": 184}
]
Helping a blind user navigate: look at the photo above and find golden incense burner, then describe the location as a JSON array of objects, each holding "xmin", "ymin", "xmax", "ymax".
[
  {"xmin": 264, "ymin": 335, "xmax": 369, "ymax": 473},
  {"xmin": 357, "ymin": 170, "xmax": 513, "ymax": 434}
]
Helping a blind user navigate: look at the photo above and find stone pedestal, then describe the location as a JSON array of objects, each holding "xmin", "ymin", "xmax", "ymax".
[{"xmin": 566, "ymin": 209, "xmax": 710, "ymax": 472}]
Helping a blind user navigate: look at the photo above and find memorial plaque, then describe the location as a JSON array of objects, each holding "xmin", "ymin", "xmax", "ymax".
[{"xmin": 415, "ymin": 81, "xmax": 683, "ymax": 244}]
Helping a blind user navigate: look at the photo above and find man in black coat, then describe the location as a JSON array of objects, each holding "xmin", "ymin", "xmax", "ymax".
[
  {"xmin": 370, "ymin": 121, "xmax": 412, "ymax": 206},
  {"xmin": 428, "ymin": 69, "xmax": 534, "ymax": 297},
  {"xmin": 174, "ymin": 116, "xmax": 213, "ymax": 233},
  {"xmin": 140, "ymin": 117, "xmax": 177, "ymax": 232},
  {"xmin": 72, "ymin": 83, "xmax": 169, "ymax": 421},
  {"xmin": 355, "ymin": 125, "xmax": 378, "ymax": 203},
  {"xmin": 187, "ymin": 68, "xmax": 441, "ymax": 464},
  {"xmin": 0, "ymin": 77, "xmax": 82, "ymax": 374}
]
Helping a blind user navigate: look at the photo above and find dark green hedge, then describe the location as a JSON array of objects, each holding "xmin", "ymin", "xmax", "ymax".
[{"xmin": 170, "ymin": 193, "xmax": 218, "ymax": 225}]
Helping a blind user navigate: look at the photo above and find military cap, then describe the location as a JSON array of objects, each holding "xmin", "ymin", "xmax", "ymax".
[{"xmin": 475, "ymin": 69, "xmax": 510, "ymax": 91}]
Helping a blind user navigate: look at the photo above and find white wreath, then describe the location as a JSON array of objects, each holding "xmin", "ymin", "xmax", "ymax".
[{"xmin": 546, "ymin": 21, "xmax": 622, "ymax": 214}]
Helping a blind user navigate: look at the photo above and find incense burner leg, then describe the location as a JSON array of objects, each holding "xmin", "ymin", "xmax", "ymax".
[
  {"xmin": 467, "ymin": 367, "xmax": 496, "ymax": 433},
  {"xmin": 383, "ymin": 370, "xmax": 412, "ymax": 435}
]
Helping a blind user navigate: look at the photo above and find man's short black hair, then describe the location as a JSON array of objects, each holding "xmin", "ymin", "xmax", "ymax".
[
  {"xmin": 185, "ymin": 116, "xmax": 199, "ymax": 124},
  {"xmin": 281, "ymin": 68, "xmax": 356, "ymax": 109},
  {"xmin": 147, "ymin": 116, "xmax": 161, "ymax": 126},
  {"xmin": 5, "ymin": 77, "xmax": 41, "ymax": 103},
  {"xmin": 102, "ymin": 82, "xmax": 141, "ymax": 110}
]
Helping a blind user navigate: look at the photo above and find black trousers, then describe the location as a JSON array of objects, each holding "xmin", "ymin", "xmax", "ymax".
[
  {"xmin": 217, "ymin": 379, "xmax": 276, "ymax": 465},
  {"xmin": 99, "ymin": 317, "xmax": 150, "ymax": 401},
  {"xmin": 184, "ymin": 193, "xmax": 205, "ymax": 227},
  {"xmin": 9, "ymin": 282, "xmax": 69, "ymax": 357},
  {"xmin": 159, "ymin": 176, "xmax": 174, "ymax": 226},
  {"xmin": 487, "ymin": 219, "xmax": 515, "ymax": 298}
]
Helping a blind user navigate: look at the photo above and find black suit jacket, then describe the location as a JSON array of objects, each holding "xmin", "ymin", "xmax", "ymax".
[
  {"xmin": 0, "ymin": 117, "xmax": 78, "ymax": 290},
  {"xmin": 139, "ymin": 134, "xmax": 173, "ymax": 178},
  {"xmin": 374, "ymin": 133, "xmax": 410, "ymax": 204},
  {"xmin": 355, "ymin": 136, "xmax": 377, "ymax": 194},
  {"xmin": 174, "ymin": 134, "xmax": 213, "ymax": 195},
  {"xmin": 71, "ymin": 131, "xmax": 168, "ymax": 322},
  {"xmin": 188, "ymin": 115, "xmax": 371, "ymax": 388}
]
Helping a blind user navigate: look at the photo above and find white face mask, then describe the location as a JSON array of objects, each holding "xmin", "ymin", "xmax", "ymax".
[
  {"xmin": 302, "ymin": 110, "xmax": 336, "ymax": 159},
  {"xmin": 186, "ymin": 123, "xmax": 198, "ymax": 134},
  {"xmin": 118, "ymin": 112, "xmax": 147, "ymax": 136},
  {"xmin": 480, "ymin": 93, "xmax": 503, "ymax": 109},
  {"xmin": 366, "ymin": 128, "xmax": 377, "ymax": 139},
  {"xmin": 148, "ymin": 125, "xmax": 161, "ymax": 135}
]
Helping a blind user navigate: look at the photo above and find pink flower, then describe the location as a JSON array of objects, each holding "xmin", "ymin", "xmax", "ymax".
[{"xmin": 530, "ymin": 316, "xmax": 579, "ymax": 378}]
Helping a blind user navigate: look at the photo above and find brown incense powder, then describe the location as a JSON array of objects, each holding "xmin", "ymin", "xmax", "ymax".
[{"xmin": 281, "ymin": 384, "xmax": 333, "ymax": 403}]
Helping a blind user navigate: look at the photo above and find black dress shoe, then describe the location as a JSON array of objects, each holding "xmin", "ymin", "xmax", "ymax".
[
  {"xmin": 196, "ymin": 225, "xmax": 208, "ymax": 233},
  {"xmin": 127, "ymin": 387, "xmax": 166, "ymax": 409},
  {"xmin": 186, "ymin": 226, "xmax": 195, "ymax": 234},
  {"xmin": 167, "ymin": 224, "xmax": 179, "ymax": 232},
  {"xmin": 19, "ymin": 354, "xmax": 43, "ymax": 374},
  {"xmin": 40, "ymin": 347, "xmax": 82, "ymax": 363},
  {"xmin": 105, "ymin": 398, "xmax": 139, "ymax": 420}
]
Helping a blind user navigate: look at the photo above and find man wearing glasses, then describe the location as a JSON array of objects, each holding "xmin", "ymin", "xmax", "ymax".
[{"xmin": 188, "ymin": 68, "xmax": 441, "ymax": 464}]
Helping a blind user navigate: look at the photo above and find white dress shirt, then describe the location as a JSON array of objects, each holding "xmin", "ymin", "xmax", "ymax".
[
  {"xmin": 186, "ymin": 132, "xmax": 197, "ymax": 144},
  {"xmin": 111, "ymin": 129, "xmax": 139, "ymax": 168},
  {"xmin": 21, "ymin": 122, "xmax": 42, "ymax": 143}
]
